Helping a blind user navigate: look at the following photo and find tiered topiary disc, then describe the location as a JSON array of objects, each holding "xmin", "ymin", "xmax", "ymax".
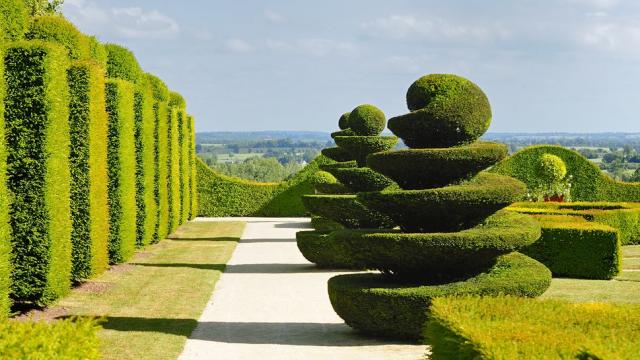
[
  {"xmin": 297, "ymin": 107, "xmax": 399, "ymax": 267},
  {"xmin": 327, "ymin": 74, "xmax": 552, "ymax": 340}
]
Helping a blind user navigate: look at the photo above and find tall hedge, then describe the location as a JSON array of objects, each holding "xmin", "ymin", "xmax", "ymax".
[
  {"xmin": 168, "ymin": 107, "xmax": 181, "ymax": 232},
  {"xmin": 155, "ymin": 101, "xmax": 170, "ymax": 241},
  {"xmin": 179, "ymin": 110, "xmax": 190, "ymax": 224},
  {"xmin": 0, "ymin": 47, "xmax": 11, "ymax": 318},
  {"xmin": 25, "ymin": 15, "xmax": 91, "ymax": 61},
  {"xmin": 105, "ymin": 79, "xmax": 137, "ymax": 264},
  {"xmin": 4, "ymin": 41, "xmax": 72, "ymax": 306},
  {"xmin": 104, "ymin": 44, "xmax": 142, "ymax": 84},
  {"xmin": 188, "ymin": 115, "xmax": 197, "ymax": 219},
  {"xmin": 0, "ymin": 0, "xmax": 28, "ymax": 42},
  {"xmin": 134, "ymin": 81, "xmax": 157, "ymax": 247},
  {"xmin": 67, "ymin": 60, "xmax": 109, "ymax": 282}
]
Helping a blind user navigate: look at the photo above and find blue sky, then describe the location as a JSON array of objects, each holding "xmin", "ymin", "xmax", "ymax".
[{"xmin": 63, "ymin": 0, "xmax": 640, "ymax": 133}]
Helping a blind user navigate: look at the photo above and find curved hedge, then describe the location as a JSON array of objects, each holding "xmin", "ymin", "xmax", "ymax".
[
  {"xmin": 0, "ymin": 0, "xmax": 28, "ymax": 42},
  {"xmin": 302, "ymin": 195, "xmax": 393, "ymax": 229},
  {"xmin": 67, "ymin": 60, "xmax": 109, "ymax": 282},
  {"xmin": 328, "ymin": 252, "xmax": 551, "ymax": 340},
  {"xmin": 26, "ymin": 15, "xmax": 90, "ymax": 61},
  {"xmin": 333, "ymin": 136, "xmax": 397, "ymax": 166},
  {"xmin": 331, "ymin": 167, "xmax": 395, "ymax": 192},
  {"xmin": 197, "ymin": 155, "xmax": 334, "ymax": 217},
  {"xmin": 321, "ymin": 147, "xmax": 353, "ymax": 162},
  {"xmin": 105, "ymin": 44, "xmax": 142, "ymax": 83},
  {"xmin": 4, "ymin": 41, "xmax": 72, "ymax": 306},
  {"xmin": 491, "ymin": 145, "xmax": 640, "ymax": 201},
  {"xmin": 296, "ymin": 231, "xmax": 357, "ymax": 268}
]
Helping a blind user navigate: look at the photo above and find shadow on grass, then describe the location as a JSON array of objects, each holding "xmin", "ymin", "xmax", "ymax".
[
  {"xmin": 93, "ymin": 317, "xmax": 412, "ymax": 346},
  {"xmin": 166, "ymin": 236, "xmax": 241, "ymax": 242},
  {"xmin": 132, "ymin": 262, "xmax": 346, "ymax": 274},
  {"xmin": 240, "ymin": 238, "xmax": 296, "ymax": 243},
  {"xmin": 132, "ymin": 263, "xmax": 226, "ymax": 271}
]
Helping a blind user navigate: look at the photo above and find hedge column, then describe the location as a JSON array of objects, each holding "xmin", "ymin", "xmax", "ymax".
[
  {"xmin": 134, "ymin": 83, "xmax": 157, "ymax": 247},
  {"xmin": 4, "ymin": 41, "xmax": 72, "ymax": 306},
  {"xmin": 105, "ymin": 79, "xmax": 136, "ymax": 264},
  {"xmin": 188, "ymin": 115, "xmax": 198, "ymax": 219},
  {"xmin": 179, "ymin": 110, "xmax": 190, "ymax": 224},
  {"xmin": 0, "ymin": 47, "xmax": 11, "ymax": 317},
  {"xmin": 67, "ymin": 61, "xmax": 109, "ymax": 282},
  {"xmin": 155, "ymin": 101, "xmax": 170, "ymax": 241},
  {"xmin": 168, "ymin": 107, "xmax": 181, "ymax": 232}
]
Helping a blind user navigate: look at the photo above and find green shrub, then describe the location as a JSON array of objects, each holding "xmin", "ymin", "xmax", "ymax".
[
  {"xmin": 491, "ymin": 145, "xmax": 640, "ymax": 201},
  {"xmin": 331, "ymin": 210, "xmax": 541, "ymax": 278},
  {"xmin": 390, "ymin": 74, "xmax": 492, "ymax": 148},
  {"xmin": 87, "ymin": 36, "xmax": 107, "ymax": 68},
  {"xmin": 338, "ymin": 112, "xmax": 351, "ymax": 130},
  {"xmin": 367, "ymin": 141, "xmax": 508, "ymax": 190},
  {"xmin": 0, "ymin": 317, "xmax": 100, "ymax": 359},
  {"xmin": 134, "ymin": 81, "xmax": 157, "ymax": 247},
  {"xmin": 155, "ymin": 101, "xmax": 170, "ymax": 241},
  {"xmin": 310, "ymin": 216, "xmax": 344, "ymax": 231},
  {"xmin": 169, "ymin": 91, "xmax": 186, "ymax": 108},
  {"xmin": 348, "ymin": 104, "xmax": 386, "ymax": 136},
  {"xmin": 331, "ymin": 167, "xmax": 395, "ymax": 192},
  {"xmin": 146, "ymin": 73, "xmax": 169, "ymax": 102},
  {"xmin": 105, "ymin": 79, "xmax": 137, "ymax": 264},
  {"xmin": 328, "ymin": 252, "xmax": 551, "ymax": 340},
  {"xmin": 425, "ymin": 296, "xmax": 640, "ymax": 360},
  {"xmin": 188, "ymin": 115, "xmax": 198, "ymax": 219},
  {"xmin": 522, "ymin": 217, "xmax": 620, "ymax": 279},
  {"xmin": 331, "ymin": 129, "xmax": 355, "ymax": 138},
  {"xmin": 0, "ymin": 0, "xmax": 28, "ymax": 42},
  {"xmin": 0, "ymin": 47, "xmax": 11, "ymax": 318},
  {"xmin": 105, "ymin": 44, "xmax": 142, "ymax": 83},
  {"xmin": 538, "ymin": 153, "xmax": 567, "ymax": 182},
  {"xmin": 333, "ymin": 136, "xmax": 397, "ymax": 166},
  {"xmin": 67, "ymin": 60, "xmax": 109, "ymax": 282},
  {"xmin": 321, "ymin": 146, "xmax": 353, "ymax": 162},
  {"xmin": 168, "ymin": 107, "xmax": 181, "ymax": 232},
  {"xmin": 296, "ymin": 231, "xmax": 358, "ymax": 268},
  {"xmin": 302, "ymin": 195, "xmax": 394, "ymax": 229},
  {"xmin": 180, "ymin": 111, "xmax": 190, "ymax": 224},
  {"xmin": 318, "ymin": 161, "xmax": 357, "ymax": 172},
  {"xmin": 4, "ymin": 41, "xmax": 72, "ymax": 305},
  {"xmin": 26, "ymin": 15, "xmax": 91, "ymax": 61},
  {"xmin": 359, "ymin": 173, "xmax": 527, "ymax": 232}
]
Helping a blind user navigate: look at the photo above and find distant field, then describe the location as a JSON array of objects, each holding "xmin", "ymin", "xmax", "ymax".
[{"xmin": 216, "ymin": 153, "xmax": 263, "ymax": 163}]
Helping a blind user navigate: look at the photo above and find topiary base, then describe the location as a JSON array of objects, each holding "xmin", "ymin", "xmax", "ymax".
[
  {"xmin": 296, "ymin": 230, "xmax": 361, "ymax": 269},
  {"xmin": 328, "ymin": 252, "xmax": 551, "ymax": 341}
]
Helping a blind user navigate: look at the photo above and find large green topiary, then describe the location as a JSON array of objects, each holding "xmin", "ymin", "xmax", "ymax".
[
  {"xmin": 389, "ymin": 74, "xmax": 492, "ymax": 148},
  {"xmin": 0, "ymin": 0, "xmax": 28, "ymax": 42},
  {"xmin": 322, "ymin": 74, "xmax": 550, "ymax": 340},
  {"xmin": 26, "ymin": 15, "xmax": 91, "ymax": 61},
  {"xmin": 105, "ymin": 44, "xmax": 142, "ymax": 83},
  {"xmin": 348, "ymin": 104, "xmax": 386, "ymax": 136}
]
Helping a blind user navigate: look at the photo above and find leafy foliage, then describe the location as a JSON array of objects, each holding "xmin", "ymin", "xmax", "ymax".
[
  {"xmin": 333, "ymin": 135, "xmax": 397, "ymax": 166},
  {"xmin": 338, "ymin": 112, "xmax": 351, "ymax": 130},
  {"xmin": 302, "ymin": 195, "xmax": 394, "ymax": 229},
  {"xmin": 296, "ymin": 231, "xmax": 357, "ymax": 268},
  {"xmin": 154, "ymin": 101, "xmax": 170, "ymax": 242},
  {"xmin": 0, "ymin": 0, "xmax": 28, "ymax": 42},
  {"xmin": 0, "ymin": 47, "xmax": 11, "ymax": 318},
  {"xmin": 105, "ymin": 44, "xmax": 142, "ymax": 83},
  {"xmin": 348, "ymin": 104, "xmax": 386, "ymax": 136},
  {"xmin": 168, "ymin": 108, "xmax": 181, "ymax": 232},
  {"xmin": 321, "ymin": 146, "xmax": 354, "ymax": 162},
  {"xmin": 26, "ymin": 15, "xmax": 90, "ymax": 60},
  {"xmin": 210, "ymin": 156, "xmax": 303, "ymax": 183}
]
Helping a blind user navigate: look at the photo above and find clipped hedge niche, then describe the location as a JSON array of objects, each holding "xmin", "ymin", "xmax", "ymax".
[
  {"xmin": 323, "ymin": 74, "xmax": 552, "ymax": 340},
  {"xmin": 4, "ymin": 41, "xmax": 72, "ymax": 306}
]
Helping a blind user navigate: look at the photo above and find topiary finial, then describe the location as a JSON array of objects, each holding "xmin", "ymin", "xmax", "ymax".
[
  {"xmin": 338, "ymin": 112, "xmax": 351, "ymax": 130},
  {"xmin": 538, "ymin": 153, "xmax": 567, "ymax": 183},
  {"xmin": 348, "ymin": 104, "xmax": 386, "ymax": 136}
]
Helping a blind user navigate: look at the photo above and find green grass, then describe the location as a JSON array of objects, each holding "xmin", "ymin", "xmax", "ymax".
[
  {"xmin": 54, "ymin": 221, "xmax": 245, "ymax": 360},
  {"xmin": 541, "ymin": 245, "xmax": 640, "ymax": 303}
]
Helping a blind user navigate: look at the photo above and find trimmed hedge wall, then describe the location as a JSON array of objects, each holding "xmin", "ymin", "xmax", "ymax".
[
  {"xmin": 134, "ymin": 81, "xmax": 157, "ymax": 247},
  {"xmin": 197, "ymin": 155, "xmax": 334, "ymax": 217},
  {"xmin": 522, "ymin": 216, "xmax": 621, "ymax": 279},
  {"xmin": 4, "ymin": 41, "xmax": 72, "ymax": 306},
  {"xmin": 0, "ymin": 0, "xmax": 28, "ymax": 42},
  {"xmin": 25, "ymin": 15, "xmax": 90, "ymax": 61},
  {"xmin": 0, "ymin": 47, "xmax": 11, "ymax": 317},
  {"xmin": 105, "ymin": 79, "xmax": 137, "ymax": 264},
  {"xmin": 491, "ymin": 145, "xmax": 640, "ymax": 202},
  {"xmin": 67, "ymin": 60, "xmax": 109, "ymax": 282},
  {"xmin": 168, "ymin": 107, "xmax": 181, "ymax": 232},
  {"xmin": 0, "ymin": 317, "xmax": 100, "ymax": 359},
  {"xmin": 189, "ymin": 115, "xmax": 198, "ymax": 219},
  {"xmin": 425, "ymin": 296, "xmax": 640, "ymax": 360},
  {"xmin": 155, "ymin": 100, "xmax": 170, "ymax": 241}
]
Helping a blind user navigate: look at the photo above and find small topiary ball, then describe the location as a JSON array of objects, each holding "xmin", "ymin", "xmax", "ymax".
[
  {"xmin": 537, "ymin": 153, "xmax": 567, "ymax": 183},
  {"xmin": 310, "ymin": 171, "xmax": 338, "ymax": 186},
  {"xmin": 389, "ymin": 74, "xmax": 492, "ymax": 148},
  {"xmin": 348, "ymin": 104, "xmax": 386, "ymax": 136},
  {"xmin": 338, "ymin": 112, "xmax": 351, "ymax": 130}
]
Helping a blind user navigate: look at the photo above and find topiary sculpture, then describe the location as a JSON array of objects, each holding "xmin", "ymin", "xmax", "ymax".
[
  {"xmin": 297, "ymin": 108, "xmax": 398, "ymax": 267},
  {"xmin": 327, "ymin": 74, "xmax": 552, "ymax": 340},
  {"xmin": 538, "ymin": 153, "xmax": 567, "ymax": 183}
]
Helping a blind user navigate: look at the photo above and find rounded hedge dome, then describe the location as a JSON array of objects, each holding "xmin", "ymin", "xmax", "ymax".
[
  {"xmin": 538, "ymin": 153, "xmax": 567, "ymax": 183},
  {"xmin": 389, "ymin": 74, "xmax": 492, "ymax": 148},
  {"xmin": 338, "ymin": 112, "xmax": 351, "ymax": 130},
  {"xmin": 146, "ymin": 73, "xmax": 170, "ymax": 102},
  {"xmin": 105, "ymin": 43, "xmax": 142, "ymax": 83},
  {"xmin": 169, "ymin": 91, "xmax": 187, "ymax": 108},
  {"xmin": 26, "ymin": 15, "xmax": 91, "ymax": 60},
  {"xmin": 348, "ymin": 104, "xmax": 386, "ymax": 136}
]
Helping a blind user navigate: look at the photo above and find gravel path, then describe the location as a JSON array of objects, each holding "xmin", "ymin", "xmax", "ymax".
[{"xmin": 179, "ymin": 217, "xmax": 427, "ymax": 360}]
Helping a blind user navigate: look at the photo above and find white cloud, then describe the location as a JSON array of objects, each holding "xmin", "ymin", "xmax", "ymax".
[
  {"xmin": 362, "ymin": 15, "xmax": 510, "ymax": 43},
  {"xmin": 265, "ymin": 38, "xmax": 356, "ymax": 57},
  {"xmin": 225, "ymin": 38, "xmax": 254, "ymax": 53},
  {"xmin": 264, "ymin": 9, "xmax": 286, "ymax": 23},
  {"xmin": 63, "ymin": 1, "xmax": 179, "ymax": 39},
  {"xmin": 580, "ymin": 21, "xmax": 640, "ymax": 54}
]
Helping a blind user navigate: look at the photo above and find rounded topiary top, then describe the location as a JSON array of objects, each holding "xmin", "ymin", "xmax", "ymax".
[
  {"xmin": 537, "ymin": 153, "xmax": 567, "ymax": 183},
  {"xmin": 338, "ymin": 112, "xmax": 351, "ymax": 130},
  {"xmin": 26, "ymin": 15, "xmax": 91, "ymax": 60},
  {"xmin": 88, "ymin": 36, "xmax": 107, "ymax": 68},
  {"xmin": 146, "ymin": 73, "xmax": 170, "ymax": 102},
  {"xmin": 348, "ymin": 104, "xmax": 386, "ymax": 136},
  {"xmin": 0, "ymin": 0, "xmax": 28, "ymax": 43},
  {"xmin": 105, "ymin": 43, "xmax": 142, "ymax": 83},
  {"xmin": 389, "ymin": 74, "xmax": 492, "ymax": 148},
  {"xmin": 310, "ymin": 171, "xmax": 338, "ymax": 186},
  {"xmin": 169, "ymin": 91, "xmax": 187, "ymax": 108}
]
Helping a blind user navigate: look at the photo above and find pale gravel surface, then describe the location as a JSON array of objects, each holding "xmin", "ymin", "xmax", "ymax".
[{"xmin": 179, "ymin": 217, "xmax": 427, "ymax": 360}]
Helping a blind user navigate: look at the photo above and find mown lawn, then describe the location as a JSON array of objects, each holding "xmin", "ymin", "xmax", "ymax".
[
  {"xmin": 55, "ymin": 221, "xmax": 245, "ymax": 360},
  {"xmin": 541, "ymin": 245, "xmax": 640, "ymax": 303}
]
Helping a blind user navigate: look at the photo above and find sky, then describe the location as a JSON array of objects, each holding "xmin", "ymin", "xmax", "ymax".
[{"xmin": 62, "ymin": 0, "xmax": 640, "ymax": 133}]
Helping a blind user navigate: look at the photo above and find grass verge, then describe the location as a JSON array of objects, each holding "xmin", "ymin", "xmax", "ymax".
[{"xmin": 53, "ymin": 221, "xmax": 245, "ymax": 360}]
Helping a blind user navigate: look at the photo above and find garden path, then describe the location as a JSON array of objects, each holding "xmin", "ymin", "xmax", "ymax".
[{"xmin": 179, "ymin": 217, "xmax": 427, "ymax": 360}]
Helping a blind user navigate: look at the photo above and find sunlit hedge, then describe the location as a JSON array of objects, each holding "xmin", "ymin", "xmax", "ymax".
[
  {"xmin": 155, "ymin": 100, "xmax": 170, "ymax": 241},
  {"xmin": 0, "ymin": 47, "xmax": 11, "ymax": 318},
  {"xmin": 168, "ymin": 107, "xmax": 181, "ymax": 232},
  {"xmin": 26, "ymin": 15, "xmax": 90, "ymax": 61},
  {"xmin": 0, "ymin": 0, "xmax": 28, "ymax": 42},
  {"xmin": 188, "ymin": 115, "xmax": 198, "ymax": 219}
]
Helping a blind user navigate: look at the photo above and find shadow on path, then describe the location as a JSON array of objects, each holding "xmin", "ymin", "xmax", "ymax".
[
  {"xmin": 273, "ymin": 222, "xmax": 312, "ymax": 229},
  {"xmin": 240, "ymin": 238, "xmax": 296, "ymax": 244},
  {"xmin": 132, "ymin": 263, "xmax": 350, "ymax": 274}
]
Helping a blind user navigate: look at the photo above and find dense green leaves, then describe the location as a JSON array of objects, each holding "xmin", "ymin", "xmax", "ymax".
[
  {"xmin": 0, "ymin": 47, "xmax": 11, "ymax": 317},
  {"xmin": 134, "ymin": 83, "xmax": 157, "ymax": 247},
  {"xmin": 105, "ymin": 44, "xmax": 142, "ymax": 83},
  {"xmin": 0, "ymin": 0, "xmax": 28, "ymax": 42},
  {"xmin": 302, "ymin": 194, "xmax": 394, "ymax": 229},
  {"xmin": 26, "ymin": 15, "xmax": 90, "ymax": 60},
  {"xmin": 333, "ymin": 136, "xmax": 398, "ymax": 166},
  {"xmin": 348, "ymin": 104, "xmax": 386, "ymax": 136}
]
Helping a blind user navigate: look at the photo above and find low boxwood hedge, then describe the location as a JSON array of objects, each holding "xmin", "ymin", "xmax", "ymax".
[
  {"xmin": 26, "ymin": 15, "xmax": 91, "ymax": 61},
  {"xmin": 0, "ymin": 47, "xmax": 11, "ymax": 317},
  {"xmin": 521, "ymin": 216, "xmax": 621, "ymax": 279},
  {"xmin": 359, "ymin": 173, "xmax": 526, "ymax": 232},
  {"xmin": 330, "ymin": 210, "xmax": 541, "ymax": 278},
  {"xmin": 0, "ymin": 0, "xmax": 28, "ymax": 42},
  {"xmin": 5, "ymin": 41, "xmax": 72, "ymax": 306},
  {"xmin": 68, "ymin": 61, "xmax": 109, "ymax": 282},
  {"xmin": 105, "ymin": 79, "xmax": 137, "ymax": 264},
  {"xmin": 491, "ymin": 145, "xmax": 640, "ymax": 202},
  {"xmin": 296, "ymin": 230, "xmax": 359, "ymax": 268},
  {"xmin": 328, "ymin": 252, "xmax": 551, "ymax": 340},
  {"xmin": 302, "ymin": 195, "xmax": 394, "ymax": 229},
  {"xmin": 0, "ymin": 317, "xmax": 100, "ymax": 359},
  {"xmin": 333, "ymin": 136, "xmax": 398, "ymax": 166},
  {"xmin": 105, "ymin": 44, "xmax": 142, "ymax": 84},
  {"xmin": 367, "ymin": 141, "xmax": 508, "ymax": 190},
  {"xmin": 321, "ymin": 147, "xmax": 353, "ymax": 162},
  {"xmin": 331, "ymin": 167, "xmax": 395, "ymax": 192},
  {"xmin": 425, "ymin": 296, "xmax": 640, "ymax": 359}
]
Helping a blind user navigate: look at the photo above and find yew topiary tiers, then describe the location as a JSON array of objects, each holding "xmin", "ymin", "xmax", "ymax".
[{"xmin": 327, "ymin": 74, "xmax": 551, "ymax": 340}]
